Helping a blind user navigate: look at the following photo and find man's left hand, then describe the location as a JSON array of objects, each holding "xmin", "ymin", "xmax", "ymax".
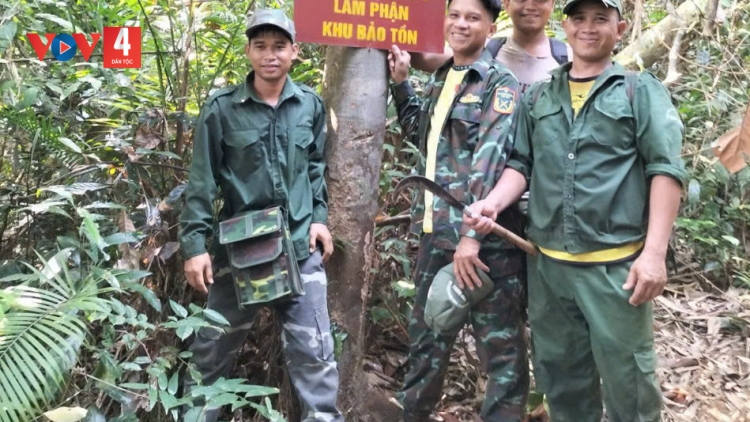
[
  {"xmin": 623, "ymin": 251, "xmax": 667, "ymax": 306},
  {"xmin": 453, "ymin": 236, "xmax": 489, "ymax": 291},
  {"xmin": 310, "ymin": 223, "xmax": 333, "ymax": 262}
]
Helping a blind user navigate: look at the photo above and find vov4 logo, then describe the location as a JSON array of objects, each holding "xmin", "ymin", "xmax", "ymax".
[{"xmin": 26, "ymin": 26, "xmax": 141, "ymax": 68}]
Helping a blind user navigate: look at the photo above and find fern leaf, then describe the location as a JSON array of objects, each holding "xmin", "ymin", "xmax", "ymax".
[{"xmin": 0, "ymin": 255, "xmax": 106, "ymax": 421}]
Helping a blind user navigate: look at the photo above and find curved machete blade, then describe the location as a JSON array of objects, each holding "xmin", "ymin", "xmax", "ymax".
[{"xmin": 393, "ymin": 175, "xmax": 468, "ymax": 213}]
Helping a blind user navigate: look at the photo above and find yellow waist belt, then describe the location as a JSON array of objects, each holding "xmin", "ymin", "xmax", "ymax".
[{"xmin": 538, "ymin": 241, "xmax": 645, "ymax": 264}]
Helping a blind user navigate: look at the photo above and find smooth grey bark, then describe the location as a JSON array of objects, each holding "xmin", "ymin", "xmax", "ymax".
[{"xmin": 322, "ymin": 46, "xmax": 402, "ymax": 422}]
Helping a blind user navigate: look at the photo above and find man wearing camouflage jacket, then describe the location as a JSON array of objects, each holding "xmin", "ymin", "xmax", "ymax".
[
  {"xmin": 388, "ymin": 0, "xmax": 527, "ymax": 420},
  {"xmin": 179, "ymin": 9, "xmax": 343, "ymax": 422}
]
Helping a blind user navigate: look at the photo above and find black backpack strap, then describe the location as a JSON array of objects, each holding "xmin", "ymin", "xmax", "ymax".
[
  {"xmin": 625, "ymin": 70, "xmax": 639, "ymax": 108},
  {"xmin": 528, "ymin": 81, "xmax": 548, "ymax": 108},
  {"xmin": 486, "ymin": 37, "xmax": 507, "ymax": 58},
  {"xmin": 549, "ymin": 38, "xmax": 569, "ymax": 64}
]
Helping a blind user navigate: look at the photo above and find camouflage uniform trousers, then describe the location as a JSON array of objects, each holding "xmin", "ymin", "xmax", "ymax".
[
  {"xmin": 398, "ymin": 234, "xmax": 529, "ymax": 422},
  {"xmin": 183, "ymin": 249, "xmax": 344, "ymax": 422}
]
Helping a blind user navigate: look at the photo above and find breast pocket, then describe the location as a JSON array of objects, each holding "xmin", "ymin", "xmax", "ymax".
[
  {"xmin": 448, "ymin": 103, "xmax": 481, "ymax": 149},
  {"xmin": 590, "ymin": 93, "xmax": 634, "ymax": 148},
  {"xmin": 224, "ymin": 128, "xmax": 263, "ymax": 170},
  {"xmin": 530, "ymin": 100, "xmax": 564, "ymax": 148},
  {"xmin": 290, "ymin": 124, "xmax": 315, "ymax": 173}
]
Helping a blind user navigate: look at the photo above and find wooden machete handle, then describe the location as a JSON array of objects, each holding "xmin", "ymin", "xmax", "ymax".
[
  {"xmin": 461, "ymin": 207, "xmax": 538, "ymax": 256},
  {"xmin": 490, "ymin": 221, "xmax": 538, "ymax": 256}
]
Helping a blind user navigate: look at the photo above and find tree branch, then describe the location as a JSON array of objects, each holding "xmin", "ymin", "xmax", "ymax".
[
  {"xmin": 629, "ymin": 0, "xmax": 644, "ymax": 45},
  {"xmin": 664, "ymin": 0, "xmax": 687, "ymax": 87},
  {"xmin": 703, "ymin": 0, "xmax": 720, "ymax": 36}
]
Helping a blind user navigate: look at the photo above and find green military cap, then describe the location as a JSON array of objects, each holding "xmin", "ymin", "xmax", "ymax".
[
  {"xmin": 563, "ymin": 0, "xmax": 623, "ymax": 15},
  {"xmin": 423, "ymin": 263, "xmax": 494, "ymax": 336},
  {"xmin": 246, "ymin": 8, "xmax": 296, "ymax": 42}
]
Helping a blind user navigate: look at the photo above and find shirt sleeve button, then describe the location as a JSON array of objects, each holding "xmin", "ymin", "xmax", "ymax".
[{"xmin": 568, "ymin": 153, "xmax": 575, "ymax": 160}]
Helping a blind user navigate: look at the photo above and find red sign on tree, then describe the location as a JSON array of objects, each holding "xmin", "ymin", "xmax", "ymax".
[{"xmin": 294, "ymin": 0, "xmax": 445, "ymax": 53}]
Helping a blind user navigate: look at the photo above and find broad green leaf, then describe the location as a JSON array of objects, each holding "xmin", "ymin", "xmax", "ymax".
[
  {"xmin": 17, "ymin": 86, "xmax": 40, "ymax": 109},
  {"xmin": 119, "ymin": 362, "xmax": 142, "ymax": 372},
  {"xmin": 183, "ymin": 407, "xmax": 204, "ymax": 422},
  {"xmin": 122, "ymin": 282, "xmax": 162, "ymax": 312},
  {"xmin": 148, "ymin": 387, "xmax": 158, "ymax": 412},
  {"xmin": 159, "ymin": 389, "xmax": 179, "ymax": 411},
  {"xmin": 84, "ymin": 202, "xmax": 128, "ymax": 210},
  {"xmin": 46, "ymin": 83, "xmax": 64, "ymax": 97},
  {"xmin": 157, "ymin": 372, "xmax": 168, "ymax": 390},
  {"xmin": 77, "ymin": 208, "xmax": 109, "ymax": 261},
  {"xmin": 133, "ymin": 356, "xmax": 151, "ymax": 365},
  {"xmin": 135, "ymin": 148, "xmax": 182, "ymax": 160},
  {"xmin": 687, "ymin": 179, "xmax": 701, "ymax": 206},
  {"xmin": 57, "ymin": 137, "xmax": 82, "ymax": 154},
  {"xmin": 36, "ymin": 13, "xmax": 74, "ymax": 31},
  {"xmin": 62, "ymin": 82, "xmax": 82, "ymax": 100},
  {"xmin": 104, "ymin": 233, "xmax": 139, "ymax": 246},
  {"xmin": 167, "ymin": 372, "xmax": 179, "ymax": 395},
  {"xmin": 120, "ymin": 382, "xmax": 149, "ymax": 390},
  {"xmin": 203, "ymin": 309, "xmax": 230, "ymax": 326},
  {"xmin": 80, "ymin": 75, "xmax": 102, "ymax": 91},
  {"xmin": 82, "ymin": 406, "xmax": 106, "ymax": 422},
  {"xmin": 116, "ymin": 270, "xmax": 152, "ymax": 283},
  {"xmin": 176, "ymin": 325, "xmax": 194, "ymax": 340},
  {"xmin": 109, "ymin": 413, "xmax": 139, "ymax": 422},
  {"xmin": 65, "ymin": 183, "xmax": 108, "ymax": 195},
  {"xmin": 206, "ymin": 392, "xmax": 242, "ymax": 408},
  {"xmin": 0, "ymin": 21, "xmax": 17, "ymax": 55},
  {"xmin": 722, "ymin": 235, "xmax": 740, "ymax": 246},
  {"xmin": 169, "ymin": 300, "xmax": 188, "ymax": 318}
]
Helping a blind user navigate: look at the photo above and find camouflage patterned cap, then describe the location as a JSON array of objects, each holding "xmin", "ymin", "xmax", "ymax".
[
  {"xmin": 423, "ymin": 263, "xmax": 494, "ymax": 336},
  {"xmin": 563, "ymin": 0, "xmax": 623, "ymax": 15},
  {"xmin": 246, "ymin": 8, "xmax": 296, "ymax": 42}
]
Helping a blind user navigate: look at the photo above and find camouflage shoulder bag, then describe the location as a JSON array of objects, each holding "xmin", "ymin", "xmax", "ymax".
[{"xmin": 218, "ymin": 206, "xmax": 304, "ymax": 307}]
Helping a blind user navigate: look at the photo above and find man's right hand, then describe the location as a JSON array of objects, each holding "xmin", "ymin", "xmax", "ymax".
[
  {"xmin": 184, "ymin": 253, "xmax": 213, "ymax": 294},
  {"xmin": 388, "ymin": 45, "xmax": 411, "ymax": 84},
  {"xmin": 463, "ymin": 199, "xmax": 500, "ymax": 236}
]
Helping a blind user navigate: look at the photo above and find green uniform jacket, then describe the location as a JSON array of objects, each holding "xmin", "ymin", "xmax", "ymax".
[
  {"xmin": 391, "ymin": 49, "xmax": 521, "ymax": 250},
  {"xmin": 180, "ymin": 73, "xmax": 328, "ymax": 261},
  {"xmin": 508, "ymin": 62, "xmax": 687, "ymax": 253}
]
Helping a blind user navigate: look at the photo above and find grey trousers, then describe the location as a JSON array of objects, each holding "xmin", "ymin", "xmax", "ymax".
[{"xmin": 183, "ymin": 250, "xmax": 344, "ymax": 422}]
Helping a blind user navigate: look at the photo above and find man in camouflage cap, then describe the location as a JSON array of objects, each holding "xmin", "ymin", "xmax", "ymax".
[
  {"xmin": 466, "ymin": 0, "xmax": 685, "ymax": 420},
  {"xmin": 180, "ymin": 7, "xmax": 343, "ymax": 422},
  {"xmin": 388, "ymin": 0, "xmax": 528, "ymax": 420}
]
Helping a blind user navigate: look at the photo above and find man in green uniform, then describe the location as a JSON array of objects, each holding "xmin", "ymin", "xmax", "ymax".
[
  {"xmin": 411, "ymin": 0, "xmax": 569, "ymax": 94},
  {"xmin": 388, "ymin": 0, "xmax": 527, "ymax": 420},
  {"xmin": 179, "ymin": 8, "xmax": 343, "ymax": 422},
  {"xmin": 465, "ymin": 0, "xmax": 686, "ymax": 421}
]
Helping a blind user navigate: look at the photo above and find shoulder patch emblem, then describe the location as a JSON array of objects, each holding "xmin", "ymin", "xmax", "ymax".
[
  {"xmin": 459, "ymin": 93, "xmax": 481, "ymax": 104},
  {"xmin": 493, "ymin": 86, "xmax": 516, "ymax": 114}
]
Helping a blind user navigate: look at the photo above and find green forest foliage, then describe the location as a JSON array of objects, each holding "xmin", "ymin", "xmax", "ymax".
[{"xmin": 0, "ymin": 0, "xmax": 747, "ymax": 420}]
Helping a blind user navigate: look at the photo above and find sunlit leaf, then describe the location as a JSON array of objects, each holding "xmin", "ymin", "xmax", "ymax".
[
  {"xmin": 36, "ymin": 13, "xmax": 74, "ymax": 31},
  {"xmin": 42, "ymin": 406, "xmax": 87, "ymax": 422}
]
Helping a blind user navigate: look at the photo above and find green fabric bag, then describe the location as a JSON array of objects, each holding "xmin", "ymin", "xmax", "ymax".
[
  {"xmin": 424, "ymin": 263, "xmax": 494, "ymax": 336},
  {"xmin": 218, "ymin": 206, "xmax": 304, "ymax": 307}
]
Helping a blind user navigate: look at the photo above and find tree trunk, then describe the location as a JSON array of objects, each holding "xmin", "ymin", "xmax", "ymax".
[
  {"xmin": 322, "ymin": 47, "xmax": 403, "ymax": 422},
  {"xmin": 615, "ymin": 0, "xmax": 708, "ymax": 68}
]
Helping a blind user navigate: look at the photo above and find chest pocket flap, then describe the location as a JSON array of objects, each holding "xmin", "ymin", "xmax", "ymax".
[
  {"xmin": 225, "ymin": 128, "xmax": 261, "ymax": 148},
  {"xmin": 449, "ymin": 103, "xmax": 481, "ymax": 123},
  {"xmin": 593, "ymin": 91, "xmax": 633, "ymax": 121},
  {"xmin": 530, "ymin": 97, "xmax": 562, "ymax": 120},
  {"xmin": 291, "ymin": 122, "xmax": 315, "ymax": 149}
]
